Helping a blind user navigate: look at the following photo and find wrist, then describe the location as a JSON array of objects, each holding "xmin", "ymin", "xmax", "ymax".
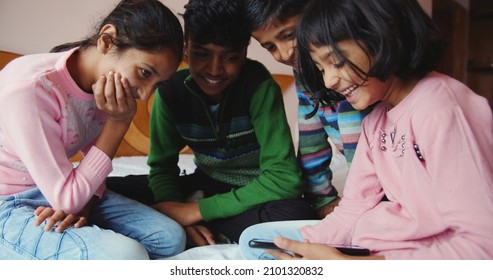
[{"xmin": 192, "ymin": 201, "xmax": 203, "ymax": 222}]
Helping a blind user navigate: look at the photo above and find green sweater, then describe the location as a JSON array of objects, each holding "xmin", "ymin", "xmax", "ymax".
[{"xmin": 148, "ymin": 60, "xmax": 303, "ymax": 221}]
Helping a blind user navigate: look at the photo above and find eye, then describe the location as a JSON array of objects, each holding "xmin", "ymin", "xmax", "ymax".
[
  {"xmin": 333, "ymin": 60, "xmax": 346, "ymax": 68},
  {"xmin": 263, "ymin": 43, "xmax": 276, "ymax": 53},
  {"xmin": 140, "ymin": 68, "xmax": 152, "ymax": 78},
  {"xmin": 223, "ymin": 53, "xmax": 241, "ymax": 62}
]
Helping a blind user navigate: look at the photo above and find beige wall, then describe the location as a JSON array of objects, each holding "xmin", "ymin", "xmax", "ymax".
[
  {"xmin": 0, "ymin": 0, "xmax": 434, "ymax": 75},
  {"xmin": 0, "ymin": 0, "xmax": 290, "ymax": 74}
]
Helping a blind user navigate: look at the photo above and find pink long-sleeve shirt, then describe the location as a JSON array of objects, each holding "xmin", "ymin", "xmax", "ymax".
[
  {"xmin": 301, "ymin": 72, "xmax": 493, "ymax": 259},
  {"xmin": 0, "ymin": 49, "xmax": 112, "ymax": 213}
]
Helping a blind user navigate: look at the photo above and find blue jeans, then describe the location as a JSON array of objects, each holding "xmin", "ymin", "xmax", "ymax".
[
  {"xmin": 0, "ymin": 188, "xmax": 186, "ymax": 260},
  {"xmin": 238, "ymin": 220, "xmax": 318, "ymax": 260}
]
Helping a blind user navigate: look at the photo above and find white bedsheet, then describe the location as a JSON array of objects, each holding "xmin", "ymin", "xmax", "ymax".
[
  {"xmin": 108, "ymin": 154, "xmax": 197, "ymax": 177},
  {"xmin": 110, "ymin": 151, "xmax": 348, "ymax": 194},
  {"xmin": 109, "ymin": 152, "xmax": 348, "ymax": 260}
]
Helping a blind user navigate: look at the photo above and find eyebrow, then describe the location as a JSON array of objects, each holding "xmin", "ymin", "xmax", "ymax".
[
  {"xmin": 276, "ymin": 26, "xmax": 295, "ymax": 39},
  {"xmin": 190, "ymin": 44, "xmax": 208, "ymax": 51}
]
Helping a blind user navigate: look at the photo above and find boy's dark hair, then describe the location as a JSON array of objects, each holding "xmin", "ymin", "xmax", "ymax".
[
  {"xmin": 243, "ymin": 0, "xmax": 311, "ymax": 32},
  {"xmin": 51, "ymin": 0, "xmax": 183, "ymax": 59},
  {"xmin": 183, "ymin": 0, "xmax": 250, "ymax": 50},
  {"xmin": 297, "ymin": 0, "xmax": 446, "ymax": 105}
]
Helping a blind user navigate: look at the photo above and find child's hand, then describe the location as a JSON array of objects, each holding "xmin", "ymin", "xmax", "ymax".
[
  {"xmin": 267, "ymin": 237, "xmax": 348, "ymax": 260},
  {"xmin": 317, "ymin": 196, "xmax": 341, "ymax": 218},
  {"xmin": 268, "ymin": 237, "xmax": 384, "ymax": 260},
  {"xmin": 92, "ymin": 71, "xmax": 137, "ymax": 124},
  {"xmin": 34, "ymin": 206, "xmax": 87, "ymax": 233},
  {"xmin": 185, "ymin": 225, "xmax": 216, "ymax": 247},
  {"xmin": 152, "ymin": 201, "xmax": 202, "ymax": 226}
]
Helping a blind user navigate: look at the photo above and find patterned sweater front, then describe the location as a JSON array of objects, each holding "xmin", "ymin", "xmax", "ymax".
[{"xmin": 294, "ymin": 70, "xmax": 371, "ymax": 209}]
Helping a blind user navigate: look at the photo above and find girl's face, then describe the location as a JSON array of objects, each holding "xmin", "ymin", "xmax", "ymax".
[
  {"xmin": 184, "ymin": 40, "xmax": 247, "ymax": 103},
  {"xmin": 101, "ymin": 47, "xmax": 180, "ymax": 100},
  {"xmin": 252, "ymin": 16, "xmax": 299, "ymax": 68},
  {"xmin": 309, "ymin": 40, "xmax": 406, "ymax": 110}
]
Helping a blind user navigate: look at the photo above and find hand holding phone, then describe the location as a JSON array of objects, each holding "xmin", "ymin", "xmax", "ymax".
[{"xmin": 248, "ymin": 238, "xmax": 370, "ymax": 256}]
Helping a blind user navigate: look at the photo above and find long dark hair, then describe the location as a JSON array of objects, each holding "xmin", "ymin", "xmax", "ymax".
[
  {"xmin": 51, "ymin": 0, "xmax": 183, "ymax": 59},
  {"xmin": 297, "ymin": 0, "xmax": 446, "ymax": 116}
]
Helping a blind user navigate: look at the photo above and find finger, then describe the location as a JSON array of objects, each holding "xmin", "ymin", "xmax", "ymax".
[
  {"xmin": 195, "ymin": 225, "xmax": 215, "ymax": 245},
  {"xmin": 34, "ymin": 206, "xmax": 46, "ymax": 216},
  {"xmin": 185, "ymin": 226, "xmax": 208, "ymax": 246},
  {"xmin": 274, "ymin": 237, "xmax": 307, "ymax": 256},
  {"xmin": 121, "ymin": 76, "xmax": 137, "ymax": 113},
  {"xmin": 93, "ymin": 75, "xmax": 107, "ymax": 110},
  {"xmin": 266, "ymin": 249, "xmax": 297, "ymax": 260},
  {"xmin": 34, "ymin": 206, "xmax": 52, "ymax": 226},
  {"xmin": 55, "ymin": 214, "xmax": 78, "ymax": 233},
  {"xmin": 44, "ymin": 210, "xmax": 66, "ymax": 231},
  {"xmin": 113, "ymin": 72, "xmax": 129, "ymax": 109},
  {"xmin": 103, "ymin": 71, "xmax": 117, "ymax": 109},
  {"xmin": 74, "ymin": 216, "xmax": 87, "ymax": 228}
]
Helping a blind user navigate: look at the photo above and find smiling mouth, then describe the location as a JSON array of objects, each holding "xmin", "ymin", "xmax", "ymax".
[
  {"xmin": 204, "ymin": 77, "xmax": 222, "ymax": 85},
  {"xmin": 340, "ymin": 84, "xmax": 359, "ymax": 98}
]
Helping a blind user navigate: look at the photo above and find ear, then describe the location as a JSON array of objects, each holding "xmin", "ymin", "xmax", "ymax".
[
  {"xmin": 241, "ymin": 47, "xmax": 248, "ymax": 65},
  {"xmin": 96, "ymin": 24, "xmax": 117, "ymax": 54}
]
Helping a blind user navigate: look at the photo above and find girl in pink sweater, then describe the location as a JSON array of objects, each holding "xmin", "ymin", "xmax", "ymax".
[
  {"xmin": 239, "ymin": 0, "xmax": 493, "ymax": 259},
  {"xmin": 0, "ymin": 0, "xmax": 186, "ymax": 259}
]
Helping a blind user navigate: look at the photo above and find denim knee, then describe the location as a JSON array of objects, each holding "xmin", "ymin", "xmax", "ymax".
[
  {"xmin": 239, "ymin": 224, "xmax": 275, "ymax": 260},
  {"xmin": 143, "ymin": 222, "xmax": 186, "ymax": 259},
  {"xmin": 86, "ymin": 229, "xmax": 150, "ymax": 260}
]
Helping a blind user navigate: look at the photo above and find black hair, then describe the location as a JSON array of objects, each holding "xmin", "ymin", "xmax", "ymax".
[
  {"xmin": 243, "ymin": 0, "xmax": 312, "ymax": 32},
  {"xmin": 297, "ymin": 0, "xmax": 446, "ymax": 116},
  {"xmin": 50, "ymin": 0, "xmax": 183, "ymax": 59},
  {"xmin": 182, "ymin": 0, "xmax": 250, "ymax": 50}
]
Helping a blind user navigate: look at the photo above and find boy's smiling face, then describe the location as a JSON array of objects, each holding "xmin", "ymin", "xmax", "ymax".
[
  {"xmin": 252, "ymin": 16, "xmax": 299, "ymax": 68},
  {"xmin": 185, "ymin": 39, "xmax": 247, "ymax": 103}
]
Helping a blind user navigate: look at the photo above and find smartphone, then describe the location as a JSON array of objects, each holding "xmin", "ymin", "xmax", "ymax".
[{"xmin": 248, "ymin": 238, "xmax": 370, "ymax": 256}]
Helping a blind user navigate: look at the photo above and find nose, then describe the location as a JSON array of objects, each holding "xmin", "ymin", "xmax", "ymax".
[
  {"xmin": 322, "ymin": 67, "xmax": 339, "ymax": 90},
  {"xmin": 207, "ymin": 55, "xmax": 223, "ymax": 76},
  {"xmin": 138, "ymin": 84, "xmax": 156, "ymax": 100},
  {"xmin": 275, "ymin": 42, "xmax": 295, "ymax": 65}
]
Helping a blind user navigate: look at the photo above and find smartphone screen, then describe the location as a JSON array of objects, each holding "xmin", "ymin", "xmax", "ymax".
[{"xmin": 248, "ymin": 239, "xmax": 282, "ymax": 250}]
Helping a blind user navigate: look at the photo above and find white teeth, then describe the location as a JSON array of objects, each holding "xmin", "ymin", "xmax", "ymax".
[
  {"xmin": 205, "ymin": 77, "xmax": 221, "ymax": 84},
  {"xmin": 340, "ymin": 85, "xmax": 358, "ymax": 97}
]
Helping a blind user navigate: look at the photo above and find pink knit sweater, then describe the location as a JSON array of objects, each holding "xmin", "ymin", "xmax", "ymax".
[
  {"xmin": 0, "ymin": 49, "xmax": 111, "ymax": 213},
  {"xmin": 301, "ymin": 72, "xmax": 493, "ymax": 259}
]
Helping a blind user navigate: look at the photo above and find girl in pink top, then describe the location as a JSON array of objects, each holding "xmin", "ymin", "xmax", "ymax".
[
  {"xmin": 0, "ymin": 0, "xmax": 186, "ymax": 259},
  {"xmin": 239, "ymin": 0, "xmax": 493, "ymax": 260}
]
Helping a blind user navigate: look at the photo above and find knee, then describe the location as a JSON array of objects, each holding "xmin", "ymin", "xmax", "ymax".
[
  {"xmin": 239, "ymin": 224, "xmax": 256, "ymax": 249},
  {"xmin": 103, "ymin": 236, "xmax": 150, "ymax": 260},
  {"xmin": 87, "ymin": 230, "xmax": 150, "ymax": 260},
  {"xmin": 144, "ymin": 221, "xmax": 186, "ymax": 259},
  {"xmin": 238, "ymin": 224, "xmax": 266, "ymax": 260}
]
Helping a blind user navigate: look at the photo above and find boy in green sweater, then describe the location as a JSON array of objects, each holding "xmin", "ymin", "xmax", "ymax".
[{"xmin": 147, "ymin": 0, "xmax": 315, "ymax": 246}]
